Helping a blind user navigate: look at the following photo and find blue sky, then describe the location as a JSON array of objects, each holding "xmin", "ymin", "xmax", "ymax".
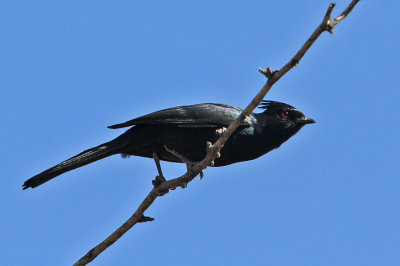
[{"xmin": 2, "ymin": 1, "xmax": 399, "ymax": 265}]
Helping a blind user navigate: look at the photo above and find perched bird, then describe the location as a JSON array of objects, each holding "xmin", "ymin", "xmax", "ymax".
[{"xmin": 23, "ymin": 100, "xmax": 315, "ymax": 190}]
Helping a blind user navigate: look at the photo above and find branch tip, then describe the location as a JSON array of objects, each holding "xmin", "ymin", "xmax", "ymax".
[
  {"xmin": 332, "ymin": 0, "xmax": 360, "ymax": 25},
  {"xmin": 324, "ymin": 3, "xmax": 336, "ymax": 21},
  {"xmin": 138, "ymin": 216, "xmax": 155, "ymax": 223}
]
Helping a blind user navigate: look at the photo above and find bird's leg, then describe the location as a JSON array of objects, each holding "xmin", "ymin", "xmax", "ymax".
[
  {"xmin": 152, "ymin": 152, "xmax": 169, "ymax": 196},
  {"xmin": 163, "ymin": 145, "xmax": 204, "ymax": 181},
  {"xmin": 163, "ymin": 145, "xmax": 191, "ymax": 165},
  {"xmin": 153, "ymin": 152, "xmax": 165, "ymax": 182}
]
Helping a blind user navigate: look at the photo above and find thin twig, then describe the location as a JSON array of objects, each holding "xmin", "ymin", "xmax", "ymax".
[
  {"xmin": 332, "ymin": 0, "xmax": 360, "ymax": 26},
  {"xmin": 74, "ymin": 1, "xmax": 360, "ymax": 265}
]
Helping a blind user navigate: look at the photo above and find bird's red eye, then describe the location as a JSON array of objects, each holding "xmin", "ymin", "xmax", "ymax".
[{"xmin": 281, "ymin": 112, "xmax": 288, "ymax": 118}]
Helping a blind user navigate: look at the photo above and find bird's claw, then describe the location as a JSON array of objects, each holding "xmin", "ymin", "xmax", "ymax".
[
  {"xmin": 152, "ymin": 175, "xmax": 166, "ymax": 186},
  {"xmin": 152, "ymin": 175, "xmax": 169, "ymax": 196}
]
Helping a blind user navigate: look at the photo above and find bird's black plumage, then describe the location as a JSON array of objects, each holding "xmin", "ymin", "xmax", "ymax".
[{"xmin": 23, "ymin": 100, "xmax": 315, "ymax": 189}]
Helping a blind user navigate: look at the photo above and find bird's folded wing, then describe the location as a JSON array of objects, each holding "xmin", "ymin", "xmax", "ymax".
[{"xmin": 108, "ymin": 103, "xmax": 254, "ymax": 129}]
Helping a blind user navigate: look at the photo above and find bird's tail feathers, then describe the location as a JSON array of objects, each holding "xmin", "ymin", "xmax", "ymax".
[{"xmin": 23, "ymin": 139, "xmax": 128, "ymax": 190}]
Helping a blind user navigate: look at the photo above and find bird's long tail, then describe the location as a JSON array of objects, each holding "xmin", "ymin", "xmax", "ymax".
[{"xmin": 23, "ymin": 138, "xmax": 128, "ymax": 190}]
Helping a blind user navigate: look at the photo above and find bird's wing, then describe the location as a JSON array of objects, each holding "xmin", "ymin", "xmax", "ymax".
[{"xmin": 108, "ymin": 103, "xmax": 255, "ymax": 129}]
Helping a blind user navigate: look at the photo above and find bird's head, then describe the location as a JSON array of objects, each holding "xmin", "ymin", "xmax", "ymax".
[{"xmin": 258, "ymin": 100, "xmax": 315, "ymax": 133}]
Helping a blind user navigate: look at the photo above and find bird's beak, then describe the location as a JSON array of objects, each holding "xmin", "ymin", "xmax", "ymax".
[{"xmin": 297, "ymin": 116, "xmax": 316, "ymax": 125}]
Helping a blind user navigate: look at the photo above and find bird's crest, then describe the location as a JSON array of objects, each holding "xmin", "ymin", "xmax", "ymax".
[
  {"xmin": 258, "ymin": 100, "xmax": 288, "ymax": 110},
  {"xmin": 258, "ymin": 100, "xmax": 273, "ymax": 109}
]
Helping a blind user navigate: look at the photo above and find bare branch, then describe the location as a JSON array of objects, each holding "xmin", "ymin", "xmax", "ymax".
[
  {"xmin": 74, "ymin": 1, "xmax": 360, "ymax": 265},
  {"xmin": 332, "ymin": 0, "xmax": 360, "ymax": 26}
]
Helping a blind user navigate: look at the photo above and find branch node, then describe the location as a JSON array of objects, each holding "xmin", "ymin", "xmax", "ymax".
[
  {"xmin": 291, "ymin": 59, "xmax": 299, "ymax": 67},
  {"xmin": 326, "ymin": 23, "xmax": 334, "ymax": 34},
  {"xmin": 216, "ymin": 127, "xmax": 227, "ymax": 135},
  {"xmin": 206, "ymin": 141, "xmax": 213, "ymax": 153},
  {"xmin": 157, "ymin": 189, "xmax": 169, "ymax": 196},
  {"xmin": 243, "ymin": 115, "xmax": 251, "ymax": 125},
  {"xmin": 258, "ymin": 67, "xmax": 277, "ymax": 79},
  {"xmin": 138, "ymin": 216, "xmax": 155, "ymax": 223}
]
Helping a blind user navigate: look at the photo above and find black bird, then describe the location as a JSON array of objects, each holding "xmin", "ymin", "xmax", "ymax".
[{"xmin": 23, "ymin": 100, "xmax": 315, "ymax": 190}]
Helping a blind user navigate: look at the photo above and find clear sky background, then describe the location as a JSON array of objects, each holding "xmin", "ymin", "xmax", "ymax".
[{"xmin": 2, "ymin": 1, "xmax": 399, "ymax": 265}]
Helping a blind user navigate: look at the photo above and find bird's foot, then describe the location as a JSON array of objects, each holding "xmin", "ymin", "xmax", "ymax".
[
  {"xmin": 152, "ymin": 175, "xmax": 169, "ymax": 196},
  {"xmin": 185, "ymin": 163, "xmax": 205, "ymax": 180},
  {"xmin": 152, "ymin": 175, "xmax": 166, "ymax": 186},
  {"xmin": 163, "ymin": 145, "xmax": 205, "ymax": 183}
]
